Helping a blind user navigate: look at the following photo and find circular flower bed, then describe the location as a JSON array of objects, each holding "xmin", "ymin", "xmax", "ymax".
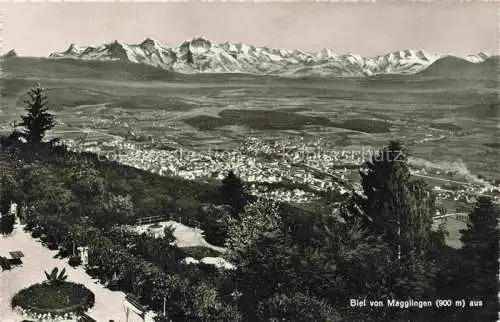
[{"xmin": 12, "ymin": 281, "xmax": 95, "ymax": 320}]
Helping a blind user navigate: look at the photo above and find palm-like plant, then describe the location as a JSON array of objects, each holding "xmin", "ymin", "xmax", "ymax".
[{"xmin": 44, "ymin": 267, "xmax": 68, "ymax": 284}]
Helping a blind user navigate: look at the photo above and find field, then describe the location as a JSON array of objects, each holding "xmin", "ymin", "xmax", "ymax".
[{"xmin": 1, "ymin": 57, "xmax": 499, "ymax": 181}]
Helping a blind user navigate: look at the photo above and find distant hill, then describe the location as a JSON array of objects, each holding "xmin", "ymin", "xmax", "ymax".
[
  {"xmin": 2, "ymin": 56, "xmax": 177, "ymax": 82},
  {"xmin": 1, "ymin": 56, "xmax": 273, "ymax": 84},
  {"xmin": 417, "ymin": 55, "xmax": 498, "ymax": 79}
]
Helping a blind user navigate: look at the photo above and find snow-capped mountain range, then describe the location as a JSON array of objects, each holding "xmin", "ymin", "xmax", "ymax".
[{"xmin": 48, "ymin": 37, "xmax": 494, "ymax": 77}]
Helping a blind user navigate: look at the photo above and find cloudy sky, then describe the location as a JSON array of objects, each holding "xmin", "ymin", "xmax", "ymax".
[{"xmin": 2, "ymin": 2, "xmax": 497, "ymax": 57}]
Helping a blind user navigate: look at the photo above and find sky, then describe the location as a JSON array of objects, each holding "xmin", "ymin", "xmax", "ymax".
[{"xmin": 1, "ymin": 2, "xmax": 498, "ymax": 57}]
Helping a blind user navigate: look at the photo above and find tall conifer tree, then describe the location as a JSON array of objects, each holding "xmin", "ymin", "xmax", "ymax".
[{"xmin": 19, "ymin": 85, "xmax": 55, "ymax": 144}]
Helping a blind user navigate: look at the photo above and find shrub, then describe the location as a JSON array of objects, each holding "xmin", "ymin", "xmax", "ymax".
[
  {"xmin": 256, "ymin": 293, "xmax": 340, "ymax": 322},
  {"xmin": 57, "ymin": 247, "xmax": 71, "ymax": 258},
  {"xmin": 44, "ymin": 267, "xmax": 68, "ymax": 283},
  {"xmin": 179, "ymin": 247, "xmax": 220, "ymax": 260},
  {"xmin": 0, "ymin": 214, "xmax": 15, "ymax": 235},
  {"xmin": 11, "ymin": 281, "xmax": 95, "ymax": 318},
  {"xmin": 153, "ymin": 315, "xmax": 169, "ymax": 322},
  {"xmin": 69, "ymin": 256, "xmax": 82, "ymax": 267},
  {"xmin": 31, "ymin": 229, "xmax": 41, "ymax": 238},
  {"xmin": 24, "ymin": 221, "xmax": 35, "ymax": 231},
  {"xmin": 46, "ymin": 242, "xmax": 59, "ymax": 250},
  {"xmin": 163, "ymin": 224, "xmax": 176, "ymax": 243},
  {"xmin": 108, "ymin": 279, "xmax": 120, "ymax": 291}
]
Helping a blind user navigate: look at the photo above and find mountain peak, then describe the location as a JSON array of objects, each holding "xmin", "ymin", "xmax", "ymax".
[
  {"xmin": 47, "ymin": 39, "xmax": 493, "ymax": 78},
  {"xmin": 187, "ymin": 37, "xmax": 212, "ymax": 46},
  {"xmin": 316, "ymin": 48, "xmax": 336, "ymax": 59},
  {"xmin": 140, "ymin": 37, "xmax": 163, "ymax": 50},
  {"xmin": 2, "ymin": 49, "xmax": 17, "ymax": 58},
  {"xmin": 110, "ymin": 40, "xmax": 123, "ymax": 46},
  {"xmin": 64, "ymin": 43, "xmax": 82, "ymax": 54},
  {"xmin": 191, "ymin": 36, "xmax": 210, "ymax": 42},
  {"xmin": 464, "ymin": 52, "xmax": 492, "ymax": 63},
  {"xmin": 142, "ymin": 37, "xmax": 158, "ymax": 43}
]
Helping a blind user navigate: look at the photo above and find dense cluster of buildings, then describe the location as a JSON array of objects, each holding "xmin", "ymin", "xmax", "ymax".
[
  {"xmin": 60, "ymin": 136, "xmax": 500, "ymax": 205},
  {"xmin": 61, "ymin": 136, "xmax": 362, "ymax": 203}
]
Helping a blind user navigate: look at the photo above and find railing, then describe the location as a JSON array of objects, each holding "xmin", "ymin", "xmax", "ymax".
[
  {"xmin": 433, "ymin": 213, "xmax": 469, "ymax": 223},
  {"xmin": 135, "ymin": 215, "xmax": 169, "ymax": 226},
  {"xmin": 125, "ymin": 293, "xmax": 147, "ymax": 312}
]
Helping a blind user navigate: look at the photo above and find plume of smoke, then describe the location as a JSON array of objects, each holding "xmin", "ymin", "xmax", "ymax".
[{"xmin": 409, "ymin": 157, "xmax": 492, "ymax": 188}]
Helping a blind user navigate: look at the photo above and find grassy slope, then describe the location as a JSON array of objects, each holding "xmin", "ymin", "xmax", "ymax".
[{"xmin": 417, "ymin": 56, "xmax": 499, "ymax": 79}]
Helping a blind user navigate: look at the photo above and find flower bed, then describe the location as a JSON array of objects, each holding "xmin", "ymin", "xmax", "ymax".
[{"xmin": 12, "ymin": 281, "xmax": 95, "ymax": 320}]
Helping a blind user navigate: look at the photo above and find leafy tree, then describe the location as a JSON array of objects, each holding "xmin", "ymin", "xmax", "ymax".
[
  {"xmin": 187, "ymin": 282, "xmax": 242, "ymax": 321},
  {"xmin": 39, "ymin": 185, "xmax": 74, "ymax": 218},
  {"xmin": 459, "ymin": 196, "xmax": 499, "ymax": 321},
  {"xmin": 93, "ymin": 193, "xmax": 135, "ymax": 230},
  {"xmin": 70, "ymin": 167, "xmax": 105, "ymax": 215},
  {"xmin": 226, "ymin": 199, "xmax": 282, "ymax": 264},
  {"xmin": 0, "ymin": 153, "xmax": 22, "ymax": 216},
  {"xmin": 220, "ymin": 170, "xmax": 247, "ymax": 215},
  {"xmin": 199, "ymin": 204, "xmax": 234, "ymax": 246},
  {"xmin": 150, "ymin": 274, "xmax": 190, "ymax": 319},
  {"xmin": 338, "ymin": 234, "xmax": 396, "ymax": 321},
  {"xmin": 0, "ymin": 172, "xmax": 17, "ymax": 215},
  {"xmin": 19, "ymin": 85, "xmax": 55, "ymax": 144},
  {"xmin": 461, "ymin": 196, "xmax": 499, "ymax": 254},
  {"xmin": 226, "ymin": 199, "xmax": 300, "ymax": 317}
]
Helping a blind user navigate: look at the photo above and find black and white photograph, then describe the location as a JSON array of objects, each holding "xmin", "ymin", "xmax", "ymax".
[{"xmin": 0, "ymin": 2, "xmax": 498, "ymax": 321}]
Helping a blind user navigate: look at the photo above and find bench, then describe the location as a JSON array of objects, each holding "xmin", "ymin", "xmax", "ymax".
[
  {"xmin": 8, "ymin": 251, "xmax": 24, "ymax": 266},
  {"xmin": 79, "ymin": 313, "xmax": 97, "ymax": 322},
  {"xmin": 0, "ymin": 256, "xmax": 11, "ymax": 270},
  {"xmin": 124, "ymin": 293, "xmax": 148, "ymax": 321}
]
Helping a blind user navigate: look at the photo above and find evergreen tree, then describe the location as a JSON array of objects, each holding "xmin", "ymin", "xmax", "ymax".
[
  {"xmin": 405, "ymin": 179, "xmax": 437, "ymax": 254},
  {"xmin": 357, "ymin": 141, "xmax": 438, "ymax": 260},
  {"xmin": 220, "ymin": 170, "xmax": 247, "ymax": 215},
  {"xmin": 459, "ymin": 196, "xmax": 499, "ymax": 321},
  {"xmin": 345, "ymin": 141, "xmax": 440, "ymax": 321},
  {"xmin": 19, "ymin": 85, "xmax": 55, "ymax": 144}
]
